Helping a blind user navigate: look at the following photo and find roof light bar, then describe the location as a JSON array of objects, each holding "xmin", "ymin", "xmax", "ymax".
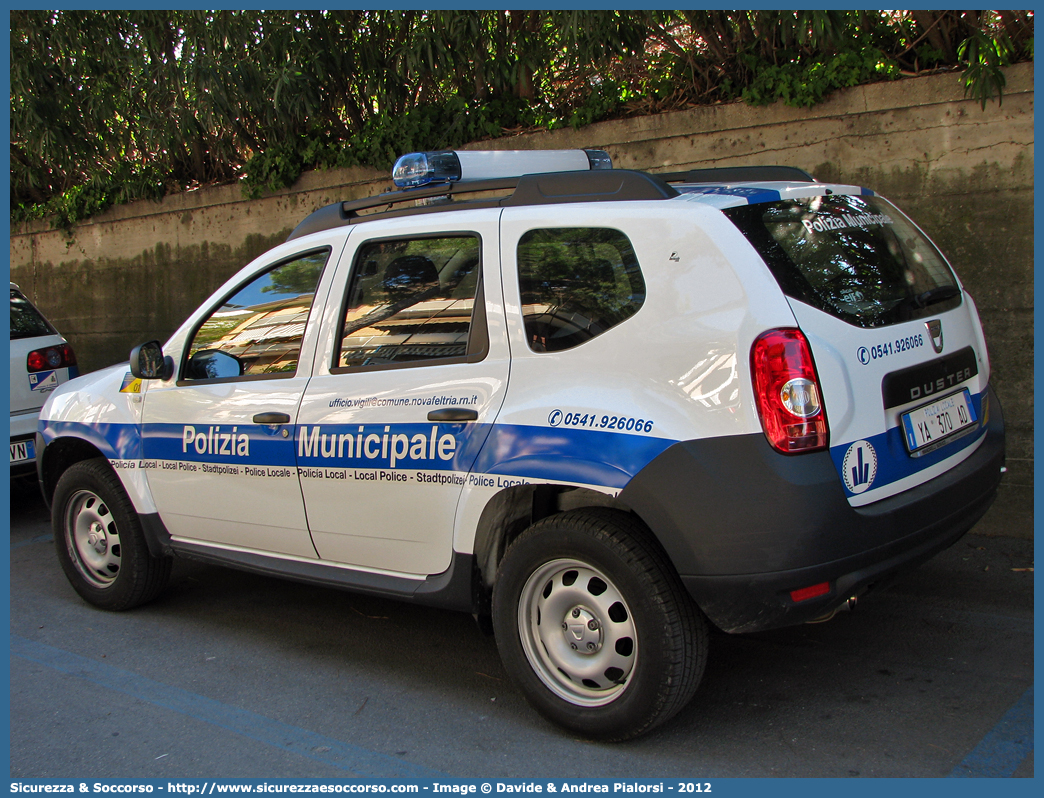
[
  {"xmin": 392, "ymin": 151, "xmax": 462, "ymax": 189},
  {"xmin": 391, "ymin": 149, "xmax": 612, "ymax": 189}
]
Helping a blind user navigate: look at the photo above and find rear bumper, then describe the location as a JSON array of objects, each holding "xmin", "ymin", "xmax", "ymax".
[
  {"xmin": 10, "ymin": 409, "xmax": 40, "ymax": 475},
  {"xmin": 619, "ymin": 386, "xmax": 1006, "ymax": 633},
  {"xmin": 10, "ymin": 407, "xmax": 41, "ymax": 439}
]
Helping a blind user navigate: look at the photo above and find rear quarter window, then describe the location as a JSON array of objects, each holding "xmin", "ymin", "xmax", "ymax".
[
  {"xmin": 517, "ymin": 227, "xmax": 645, "ymax": 352},
  {"xmin": 724, "ymin": 195, "xmax": 961, "ymax": 328}
]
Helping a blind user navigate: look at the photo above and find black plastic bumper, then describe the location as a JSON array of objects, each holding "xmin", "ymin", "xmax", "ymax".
[{"xmin": 619, "ymin": 386, "xmax": 1006, "ymax": 633}]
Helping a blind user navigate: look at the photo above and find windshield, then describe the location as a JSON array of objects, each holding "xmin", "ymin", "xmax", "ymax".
[{"xmin": 724, "ymin": 194, "xmax": 961, "ymax": 328}]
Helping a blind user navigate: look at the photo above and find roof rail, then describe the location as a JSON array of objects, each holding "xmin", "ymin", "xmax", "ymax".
[
  {"xmin": 286, "ymin": 169, "xmax": 679, "ymax": 241},
  {"xmin": 657, "ymin": 165, "xmax": 816, "ymax": 184}
]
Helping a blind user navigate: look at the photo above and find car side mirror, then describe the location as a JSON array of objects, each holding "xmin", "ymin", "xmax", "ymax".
[{"xmin": 129, "ymin": 340, "xmax": 175, "ymax": 381}]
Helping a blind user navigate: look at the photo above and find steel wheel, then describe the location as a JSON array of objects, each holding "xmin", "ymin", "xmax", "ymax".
[
  {"xmin": 493, "ymin": 508, "xmax": 708, "ymax": 740},
  {"xmin": 53, "ymin": 458, "xmax": 171, "ymax": 610},
  {"xmin": 518, "ymin": 558, "xmax": 637, "ymax": 706},
  {"xmin": 65, "ymin": 488, "xmax": 122, "ymax": 588}
]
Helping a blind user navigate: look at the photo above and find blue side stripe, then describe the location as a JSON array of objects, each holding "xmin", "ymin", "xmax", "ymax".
[
  {"xmin": 40, "ymin": 419, "xmax": 677, "ymax": 489},
  {"xmin": 474, "ymin": 424, "xmax": 676, "ymax": 489},
  {"xmin": 43, "ymin": 406, "xmax": 989, "ymax": 499},
  {"xmin": 39, "ymin": 419, "xmax": 142, "ymax": 461}
]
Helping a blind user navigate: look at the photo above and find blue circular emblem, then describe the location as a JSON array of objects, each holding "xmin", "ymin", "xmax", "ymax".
[{"xmin": 842, "ymin": 440, "xmax": 878, "ymax": 494}]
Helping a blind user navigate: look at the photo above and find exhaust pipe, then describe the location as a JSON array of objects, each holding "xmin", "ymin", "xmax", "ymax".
[{"xmin": 807, "ymin": 596, "xmax": 858, "ymax": 624}]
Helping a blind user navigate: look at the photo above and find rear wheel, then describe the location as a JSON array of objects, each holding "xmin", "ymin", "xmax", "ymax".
[
  {"xmin": 53, "ymin": 458, "xmax": 171, "ymax": 610},
  {"xmin": 493, "ymin": 508, "xmax": 707, "ymax": 740}
]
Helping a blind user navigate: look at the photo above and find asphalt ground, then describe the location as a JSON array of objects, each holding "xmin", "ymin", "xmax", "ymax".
[{"xmin": 8, "ymin": 476, "xmax": 1034, "ymax": 779}]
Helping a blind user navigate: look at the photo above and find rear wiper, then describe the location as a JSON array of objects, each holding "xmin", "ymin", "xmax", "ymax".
[{"xmin": 911, "ymin": 285, "xmax": 960, "ymax": 308}]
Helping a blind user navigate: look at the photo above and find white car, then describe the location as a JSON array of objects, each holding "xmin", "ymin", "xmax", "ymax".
[
  {"xmin": 36, "ymin": 150, "xmax": 1005, "ymax": 740},
  {"xmin": 9, "ymin": 283, "xmax": 77, "ymax": 476}
]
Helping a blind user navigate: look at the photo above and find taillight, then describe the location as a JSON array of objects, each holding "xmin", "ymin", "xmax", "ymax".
[
  {"xmin": 750, "ymin": 329, "xmax": 828, "ymax": 454},
  {"xmin": 27, "ymin": 343, "xmax": 77, "ymax": 373}
]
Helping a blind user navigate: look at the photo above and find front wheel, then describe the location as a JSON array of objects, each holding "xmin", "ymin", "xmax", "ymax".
[
  {"xmin": 53, "ymin": 458, "xmax": 171, "ymax": 611},
  {"xmin": 492, "ymin": 508, "xmax": 708, "ymax": 740}
]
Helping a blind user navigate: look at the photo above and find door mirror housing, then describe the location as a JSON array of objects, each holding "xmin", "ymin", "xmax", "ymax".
[{"xmin": 129, "ymin": 340, "xmax": 175, "ymax": 381}]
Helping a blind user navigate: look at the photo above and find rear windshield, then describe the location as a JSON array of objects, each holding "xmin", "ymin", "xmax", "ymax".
[
  {"xmin": 724, "ymin": 194, "xmax": 961, "ymax": 328},
  {"xmin": 10, "ymin": 289, "xmax": 57, "ymax": 340}
]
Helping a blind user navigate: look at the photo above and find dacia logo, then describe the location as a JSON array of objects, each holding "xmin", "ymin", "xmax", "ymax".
[{"xmin": 926, "ymin": 319, "xmax": 944, "ymax": 354}]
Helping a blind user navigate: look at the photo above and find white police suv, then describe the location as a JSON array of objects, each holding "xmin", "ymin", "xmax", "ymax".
[{"xmin": 37, "ymin": 149, "xmax": 1005, "ymax": 740}]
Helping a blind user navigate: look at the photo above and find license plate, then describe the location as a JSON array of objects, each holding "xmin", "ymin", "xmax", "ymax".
[
  {"xmin": 901, "ymin": 389, "xmax": 978, "ymax": 455},
  {"xmin": 10, "ymin": 438, "xmax": 35, "ymax": 464}
]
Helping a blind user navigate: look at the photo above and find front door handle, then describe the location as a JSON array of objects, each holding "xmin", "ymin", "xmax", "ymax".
[
  {"xmin": 253, "ymin": 412, "xmax": 291, "ymax": 424},
  {"xmin": 427, "ymin": 408, "xmax": 478, "ymax": 422}
]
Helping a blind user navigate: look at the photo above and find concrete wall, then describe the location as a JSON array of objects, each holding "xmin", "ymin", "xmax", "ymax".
[{"xmin": 10, "ymin": 63, "xmax": 1033, "ymax": 536}]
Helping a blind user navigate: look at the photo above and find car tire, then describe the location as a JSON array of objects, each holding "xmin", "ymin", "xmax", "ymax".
[
  {"xmin": 53, "ymin": 458, "xmax": 171, "ymax": 611},
  {"xmin": 492, "ymin": 507, "xmax": 707, "ymax": 740}
]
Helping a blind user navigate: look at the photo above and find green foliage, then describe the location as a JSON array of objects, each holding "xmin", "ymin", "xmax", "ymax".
[
  {"xmin": 11, "ymin": 10, "xmax": 1034, "ymax": 227},
  {"xmin": 564, "ymin": 80, "xmax": 632, "ymax": 130},
  {"xmin": 958, "ymin": 29, "xmax": 1014, "ymax": 108},
  {"xmin": 13, "ymin": 162, "xmax": 167, "ymax": 230},
  {"xmin": 739, "ymin": 49, "xmax": 900, "ymax": 108},
  {"xmin": 241, "ymin": 97, "xmax": 540, "ymax": 197}
]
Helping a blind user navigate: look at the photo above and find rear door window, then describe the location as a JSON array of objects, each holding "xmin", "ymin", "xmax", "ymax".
[
  {"xmin": 335, "ymin": 234, "xmax": 486, "ymax": 371},
  {"xmin": 724, "ymin": 195, "xmax": 960, "ymax": 328}
]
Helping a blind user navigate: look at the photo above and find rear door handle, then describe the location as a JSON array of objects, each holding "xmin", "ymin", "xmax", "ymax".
[
  {"xmin": 427, "ymin": 408, "xmax": 478, "ymax": 422},
  {"xmin": 253, "ymin": 412, "xmax": 291, "ymax": 424}
]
